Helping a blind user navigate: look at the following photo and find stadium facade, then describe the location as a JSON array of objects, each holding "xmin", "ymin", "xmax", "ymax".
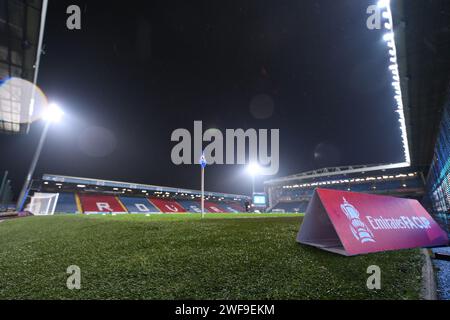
[{"xmin": 425, "ymin": 99, "xmax": 450, "ymax": 232}]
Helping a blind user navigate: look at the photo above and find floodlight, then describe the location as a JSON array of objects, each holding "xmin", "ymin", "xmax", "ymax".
[
  {"xmin": 42, "ymin": 103, "xmax": 64, "ymax": 122},
  {"xmin": 247, "ymin": 163, "xmax": 261, "ymax": 176},
  {"xmin": 388, "ymin": 64, "xmax": 397, "ymax": 69}
]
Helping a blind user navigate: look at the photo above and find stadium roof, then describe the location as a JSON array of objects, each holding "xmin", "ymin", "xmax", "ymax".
[
  {"xmin": 0, "ymin": 0, "xmax": 48, "ymax": 134},
  {"xmin": 264, "ymin": 163, "xmax": 419, "ymax": 185},
  {"xmin": 41, "ymin": 174, "xmax": 251, "ymax": 200},
  {"xmin": 395, "ymin": 0, "xmax": 450, "ymax": 169}
]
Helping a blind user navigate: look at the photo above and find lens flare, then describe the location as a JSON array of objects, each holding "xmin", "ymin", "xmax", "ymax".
[{"xmin": 0, "ymin": 77, "xmax": 49, "ymax": 126}]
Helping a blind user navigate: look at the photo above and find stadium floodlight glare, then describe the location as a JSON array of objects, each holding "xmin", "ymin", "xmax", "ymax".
[
  {"xmin": 42, "ymin": 103, "xmax": 64, "ymax": 122},
  {"xmin": 247, "ymin": 163, "xmax": 261, "ymax": 176},
  {"xmin": 383, "ymin": 33, "xmax": 393, "ymax": 42},
  {"xmin": 389, "ymin": 63, "xmax": 398, "ymax": 70}
]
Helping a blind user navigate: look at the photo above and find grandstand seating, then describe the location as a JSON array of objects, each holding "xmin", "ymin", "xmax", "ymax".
[
  {"xmin": 78, "ymin": 194, "xmax": 127, "ymax": 214},
  {"xmin": 268, "ymin": 170, "xmax": 426, "ymax": 214},
  {"xmin": 204, "ymin": 201, "xmax": 226, "ymax": 213},
  {"xmin": 177, "ymin": 200, "xmax": 207, "ymax": 213},
  {"xmin": 54, "ymin": 192, "xmax": 79, "ymax": 214},
  {"xmin": 149, "ymin": 198, "xmax": 186, "ymax": 213},
  {"xmin": 31, "ymin": 191, "xmax": 249, "ymax": 214},
  {"xmin": 271, "ymin": 201, "xmax": 309, "ymax": 213},
  {"xmin": 277, "ymin": 174, "xmax": 424, "ymax": 203},
  {"xmin": 119, "ymin": 196, "xmax": 160, "ymax": 213},
  {"xmin": 281, "ymin": 180, "xmax": 423, "ymax": 199},
  {"xmin": 217, "ymin": 202, "xmax": 242, "ymax": 213},
  {"xmin": 176, "ymin": 200, "xmax": 245, "ymax": 213}
]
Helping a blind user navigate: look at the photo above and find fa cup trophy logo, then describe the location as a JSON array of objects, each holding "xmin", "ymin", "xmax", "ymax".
[{"xmin": 340, "ymin": 197, "xmax": 375, "ymax": 244}]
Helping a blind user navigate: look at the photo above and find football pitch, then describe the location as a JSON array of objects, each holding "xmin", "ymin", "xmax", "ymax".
[{"xmin": 0, "ymin": 213, "xmax": 423, "ymax": 299}]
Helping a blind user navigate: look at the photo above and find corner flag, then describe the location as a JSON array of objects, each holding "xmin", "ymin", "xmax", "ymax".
[{"xmin": 199, "ymin": 153, "xmax": 207, "ymax": 168}]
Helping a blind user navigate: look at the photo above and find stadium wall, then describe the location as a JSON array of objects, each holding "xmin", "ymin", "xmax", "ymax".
[{"xmin": 425, "ymin": 99, "xmax": 450, "ymax": 234}]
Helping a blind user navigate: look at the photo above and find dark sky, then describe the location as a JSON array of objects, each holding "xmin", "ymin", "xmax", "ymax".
[{"xmin": 0, "ymin": 0, "xmax": 404, "ymax": 196}]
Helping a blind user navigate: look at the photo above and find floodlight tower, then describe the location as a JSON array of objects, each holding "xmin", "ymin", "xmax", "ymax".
[{"xmin": 16, "ymin": 103, "xmax": 64, "ymax": 211}]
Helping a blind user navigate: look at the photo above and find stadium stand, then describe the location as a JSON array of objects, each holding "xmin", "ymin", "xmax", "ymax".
[
  {"xmin": 78, "ymin": 194, "xmax": 127, "ymax": 214},
  {"xmin": 148, "ymin": 198, "xmax": 187, "ymax": 213},
  {"xmin": 27, "ymin": 170, "xmax": 428, "ymax": 215},
  {"xmin": 271, "ymin": 201, "xmax": 309, "ymax": 213},
  {"xmin": 177, "ymin": 200, "xmax": 206, "ymax": 213},
  {"xmin": 119, "ymin": 196, "xmax": 160, "ymax": 213},
  {"xmin": 54, "ymin": 192, "xmax": 79, "ymax": 214},
  {"xmin": 203, "ymin": 201, "xmax": 226, "ymax": 213},
  {"xmin": 218, "ymin": 202, "xmax": 243, "ymax": 213},
  {"xmin": 265, "ymin": 167, "xmax": 425, "ymax": 213},
  {"xmin": 29, "ymin": 192, "xmax": 249, "ymax": 214},
  {"xmin": 26, "ymin": 174, "xmax": 250, "ymax": 214}
]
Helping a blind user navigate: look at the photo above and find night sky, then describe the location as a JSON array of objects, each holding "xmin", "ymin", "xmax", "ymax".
[{"xmin": 0, "ymin": 0, "xmax": 404, "ymax": 196}]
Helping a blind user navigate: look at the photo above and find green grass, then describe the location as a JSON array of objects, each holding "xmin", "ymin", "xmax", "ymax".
[{"xmin": 0, "ymin": 213, "xmax": 423, "ymax": 299}]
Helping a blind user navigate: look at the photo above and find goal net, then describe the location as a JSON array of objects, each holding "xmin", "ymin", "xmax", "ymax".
[{"xmin": 28, "ymin": 193, "xmax": 59, "ymax": 216}]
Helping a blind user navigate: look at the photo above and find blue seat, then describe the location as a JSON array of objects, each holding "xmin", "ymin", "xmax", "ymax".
[
  {"xmin": 119, "ymin": 196, "xmax": 159, "ymax": 213},
  {"xmin": 55, "ymin": 192, "xmax": 79, "ymax": 214},
  {"xmin": 177, "ymin": 200, "xmax": 207, "ymax": 213}
]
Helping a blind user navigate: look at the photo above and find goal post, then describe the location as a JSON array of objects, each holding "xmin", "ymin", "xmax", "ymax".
[{"xmin": 28, "ymin": 193, "xmax": 59, "ymax": 216}]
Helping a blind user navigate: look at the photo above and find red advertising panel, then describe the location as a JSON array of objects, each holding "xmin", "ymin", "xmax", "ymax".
[
  {"xmin": 79, "ymin": 194, "xmax": 127, "ymax": 214},
  {"xmin": 149, "ymin": 198, "xmax": 186, "ymax": 213},
  {"xmin": 204, "ymin": 201, "xmax": 226, "ymax": 213},
  {"xmin": 297, "ymin": 188, "xmax": 448, "ymax": 256}
]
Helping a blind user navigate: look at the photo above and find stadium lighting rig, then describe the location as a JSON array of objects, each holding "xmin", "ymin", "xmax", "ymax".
[
  {"xmin": 41, "ymin": 103, "xmax": 64, "ymax": 122},
  {"xmin": 247, "ymin": 163, "xmax": 261, "ymax": 176},
  {"xmin": 378, "ymin": 0, "xmax": 411, "ymax": 166},
  {"xmin": 16, "ymin": 103, "xmax": 64, "ymax": 211}
]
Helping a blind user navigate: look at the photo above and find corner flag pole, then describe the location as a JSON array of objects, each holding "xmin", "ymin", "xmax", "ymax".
[
  {"xmin": 201, "ymin": 166, "xmax": 205, "ymax": 218},
  {"xmin": 199, "ymin": 152, "xmax": 207, "ymax": 219}
]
